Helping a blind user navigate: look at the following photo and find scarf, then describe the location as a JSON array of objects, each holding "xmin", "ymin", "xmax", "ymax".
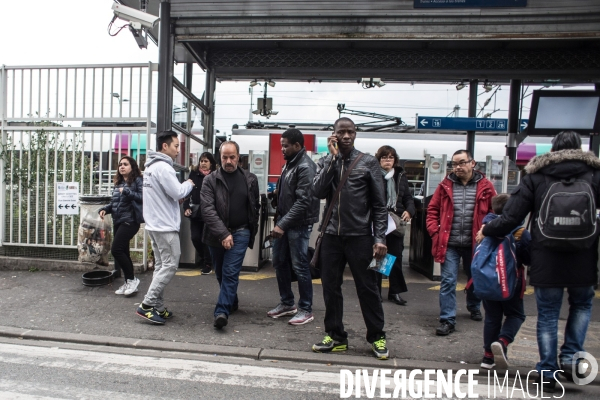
[
  {"xmin": 381, "ymin": 168, "xmax": 396, "ymax": 210},
  {"xmin": 199, "ymin": 169, "xmax": 211, "ymax": 176}
]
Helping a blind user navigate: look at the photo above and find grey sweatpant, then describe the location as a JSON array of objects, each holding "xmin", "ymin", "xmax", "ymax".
[{"xmin": 143, "ymin": 230, "xmax": 181, "ymax": 311}]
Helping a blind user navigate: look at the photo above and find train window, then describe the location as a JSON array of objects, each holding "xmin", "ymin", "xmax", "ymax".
[
  {"xmin": 402, "ymin": 160, "xmax": 425, "ymax": 181},
  {"xmin": 401, "ymin": 160, "xmax": 425, "ymax": 197}
]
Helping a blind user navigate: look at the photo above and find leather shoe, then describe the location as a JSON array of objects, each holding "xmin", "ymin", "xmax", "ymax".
[
  {"xmin": 214, "ymin": 313, "xmax": 228, "ymax": 329},
  {"xmin": 388, "ymin": 294, "xmax": 407, "ymax": 305},
  {"xmin": 436, "ymin": 321, "xmax": 455, "ymax": 336},
  {"xmin": 470, "ymin": 309, "xmax": 483, "ymax": 321}
]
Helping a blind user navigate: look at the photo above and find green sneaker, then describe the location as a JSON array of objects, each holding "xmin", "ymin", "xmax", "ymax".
[
  {"xmin": 158, "ymin": 308, "xmax": 174, "ymax": 320},
  {"xmin": 372, "ymin": 338, "xmax": 389, "ymax": 360},
  {"xmin": 312, "ymin": 335, "xmax": 348, "ymax": 353}
]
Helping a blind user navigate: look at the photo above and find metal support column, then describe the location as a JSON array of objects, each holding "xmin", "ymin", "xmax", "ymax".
[
  {"xmin": 506, "ymin": 79, "xmax": 522, "ymax": 162},
  {"xmin": 590, "ymin": 83, "xmax": 600, "ymax": 157},
  {"xmin": 156, "ymin": 0, "xmax": 173, "ymax": 137},
  {"xmin": 143, "ymin": 62, "xmax": 156, "ymax": 271},
  {"xmin": 466, "ymin": 79, "xmax": 478, "ymax": 158},
  {"xmin": 184, "ymin": 63, "xmax": 193, "ymax": 167},
  {"xmin": 203, "ymin": 69, "xmax": 216, "ymax": 152},
  {"xmin": 0, "ymin": 66, "xmax": 7, "ymax": 246}
]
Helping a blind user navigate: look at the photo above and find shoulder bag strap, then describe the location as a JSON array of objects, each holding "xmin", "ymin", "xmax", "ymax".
[{"xmin": 319, "ymin": 153, "xmax": 365, "ymax": 233}]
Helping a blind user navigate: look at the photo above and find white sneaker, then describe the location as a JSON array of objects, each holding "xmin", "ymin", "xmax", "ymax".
[
  {"xmin": 115, "ymin": 281, "xmax": 128, "ymax": 295},
  {"xmin": 123, "ymin": 277, "xmax": 140, "ymax": 296}
]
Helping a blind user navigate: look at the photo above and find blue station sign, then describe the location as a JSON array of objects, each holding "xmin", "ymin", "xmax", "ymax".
[
  {"xmin": 417, "ymin": 116, "xmax": 529, "ymax": 132},
  {"xmin": 414, "ymin": 0, "xmax": 527, "ymax": 8}
]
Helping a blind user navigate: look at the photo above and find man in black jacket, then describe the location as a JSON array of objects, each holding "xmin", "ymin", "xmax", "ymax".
[
  {"xmin": 311, "ymin": 117, "xmax": 389, "ymax": 360},
  {"xmin": 201, "ymin": 141, "xmax": 260, "ymax": 330},
  {"xmin": 267, "ymin": 129, "xmax": 320, "ymax": 325},
  {"xmin": 480, "ymin": 131, "xmax": 600, "ymax": 391}
]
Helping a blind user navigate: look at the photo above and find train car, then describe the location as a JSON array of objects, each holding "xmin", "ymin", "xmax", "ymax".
[
  {"xmin": 231, "ymin": 126, "xmax": 574, "ymax": 162},
  {"xmin": 231, "ymin": 125, "xmax": 585, "ymax": 194}
]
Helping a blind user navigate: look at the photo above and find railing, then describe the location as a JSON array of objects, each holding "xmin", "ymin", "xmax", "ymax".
[{"xmin": 0, "ymin": 63, "xmax": 158, "ymax": 265}]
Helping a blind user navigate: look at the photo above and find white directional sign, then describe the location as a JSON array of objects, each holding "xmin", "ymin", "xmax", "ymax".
[{"xmin": 56, "ymin": 182, "xmax": 79, "ymax": 215}]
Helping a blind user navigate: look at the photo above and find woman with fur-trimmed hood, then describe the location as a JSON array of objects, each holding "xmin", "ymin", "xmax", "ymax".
[{"xmin": 480, "ymin": 130, "xmax": 600, "ymax": 390}]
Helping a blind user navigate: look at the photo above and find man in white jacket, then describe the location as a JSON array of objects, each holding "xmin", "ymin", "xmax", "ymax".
[{"xmin": 136, "ymin": 131, "xmax": 194, "ymax": 324}]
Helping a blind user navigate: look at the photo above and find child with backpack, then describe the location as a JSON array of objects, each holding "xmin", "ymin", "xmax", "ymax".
[{"xmin": 476, "ymin": 193, "xmax": 531, "ymax": 370}]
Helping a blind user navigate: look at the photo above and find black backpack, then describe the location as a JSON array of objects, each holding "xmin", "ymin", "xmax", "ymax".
[{"xmin": 537, "ymin": 171, "xmax": 598, "ymax": 251}]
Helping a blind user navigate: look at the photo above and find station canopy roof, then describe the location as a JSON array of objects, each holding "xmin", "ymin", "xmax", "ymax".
[{"xmin": 118, "ymin": 0, "xmax": 600, "ymax": 84}]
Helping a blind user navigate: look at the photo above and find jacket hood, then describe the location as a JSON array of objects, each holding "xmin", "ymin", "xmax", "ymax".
[
  {"xmin": 447, "ymin": 169, "xmax": 484, "ymax": 184},
  {"xmin": 144, "ymin": 150, "xmax": 174, "ymax": 168},
  {"xmin": 524, "ymin": 149, "xmax": 600, "ymax": 175}
]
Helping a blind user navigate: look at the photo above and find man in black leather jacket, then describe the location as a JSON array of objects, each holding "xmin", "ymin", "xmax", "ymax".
[
  {"xmin": 311, "ymin": 117, "xmax": 390, "ymax": 360},
  {"xmin": 267, "ymin": 129, "xmax": 320, "ymax": 326}
]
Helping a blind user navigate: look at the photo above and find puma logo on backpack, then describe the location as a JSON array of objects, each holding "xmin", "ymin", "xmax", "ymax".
[{"xmin": 537, "ymin": 172, "xmax": 599, "ymax": 251}]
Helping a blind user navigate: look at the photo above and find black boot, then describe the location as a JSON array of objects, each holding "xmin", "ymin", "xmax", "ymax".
[{"xmin": 388, "ymin": 293, "xmax": 407, "ymax": 305}]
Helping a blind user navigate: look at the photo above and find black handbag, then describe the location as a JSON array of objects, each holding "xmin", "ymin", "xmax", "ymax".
[
  {"xmin": 310, "ymin": 153, "xmax": 365, "ymax": 271},
  {"xmin": 131, "ymin": 178, "xmax": 144, "ymax": 224}
]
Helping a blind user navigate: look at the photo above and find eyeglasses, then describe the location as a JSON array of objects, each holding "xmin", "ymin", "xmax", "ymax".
[{"xmin": 449, "ymin": 160, "xmax": 473, "ymax": 168}]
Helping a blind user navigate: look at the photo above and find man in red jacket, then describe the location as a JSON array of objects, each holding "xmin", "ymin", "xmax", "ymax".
[{"xmin": 426, "ymin": 150, "xmax": 496, "ymax": 336}]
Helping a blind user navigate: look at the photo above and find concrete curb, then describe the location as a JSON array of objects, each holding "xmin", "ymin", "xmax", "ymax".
[
  {"xmin": 5, "ymin": 324, "xmax": 599, "ymax": 385},
  {"xmin": 0, "ymin": 325, "xmax": 261, "ymax": 360},
  {"xmin": 0, "ymin": 256, "xmax": 145, "ymax": 273}
]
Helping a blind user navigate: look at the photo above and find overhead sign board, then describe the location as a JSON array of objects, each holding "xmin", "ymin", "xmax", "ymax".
[
  {"xmin": 415, "ymin": 0, "xmax": 527, "ymax": 8},
  {"xmin": 417, "ymin": 116, "xmax": 528, "ymax": 132}
]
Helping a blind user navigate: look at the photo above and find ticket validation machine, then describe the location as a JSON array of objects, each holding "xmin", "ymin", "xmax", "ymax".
[
  {"xmin": 242, "ymin": 150, "xmax": 270, "ymax": 271},
  {"xmin": 409, "ymin": 154, "xmax": 447, "ymax": 280},
  {"xmin": 485, "ymin": 156, "xmax": 520, "ymax": 195}
]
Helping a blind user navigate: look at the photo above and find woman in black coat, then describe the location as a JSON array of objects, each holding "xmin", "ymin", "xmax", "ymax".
[
  {"xmin": 99, "ymin": 156, "xmax": 143, "ymax": 296},
  {"xmin": 375, "ymin": 146, "xmax": 416, "ymax": 305},
  {"xmin": 183, "ymin": 152, "xmax": 217, "ymax": 274}
]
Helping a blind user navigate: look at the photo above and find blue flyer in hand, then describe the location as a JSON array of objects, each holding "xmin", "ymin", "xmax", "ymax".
[{"xmin": 376, "ymin": 254, "xmax": 396, "ymax": 276}]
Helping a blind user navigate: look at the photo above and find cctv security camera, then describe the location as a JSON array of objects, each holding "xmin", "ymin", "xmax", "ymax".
[{"xmin": 112, "ymin": 3, "xmax": 159, "ymax": 30}]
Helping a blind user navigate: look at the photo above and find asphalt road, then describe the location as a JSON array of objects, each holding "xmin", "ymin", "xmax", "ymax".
[
  {"xmin": 2, "ymin": 260, "xmax": 600, "ymax": 399},
  {"xmin": 0, "ymin": 337, "xmax": 341, "ymax": 400},
  {"xmin": 1, "ymin": 337, "xmax": 600, "ymax": 400}
]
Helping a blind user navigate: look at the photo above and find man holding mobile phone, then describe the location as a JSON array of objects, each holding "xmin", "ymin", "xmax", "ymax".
[{"xmin": 311, "ymin": 118, "xmax": 389, "ymax": 360}]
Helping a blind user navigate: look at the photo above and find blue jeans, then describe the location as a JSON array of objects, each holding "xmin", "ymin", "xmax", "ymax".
[
  {"xmin": 209, "ymin": 229, "xmax": 251, "ymax": 317},
  {"xmin": 439, "ymin": 246, "xmax": 481, "ymax": 325},
  {"xmin": 272, "ymin": 225, "xmax": 313, "ymax": 313},
  {"xmin": 535, "ymin": 286, "xmax": 595, "ymax": 378}
]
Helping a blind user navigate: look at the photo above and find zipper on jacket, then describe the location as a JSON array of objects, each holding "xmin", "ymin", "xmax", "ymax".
[
  {"xmin": 338, "ymin": 159, "xmax": 344, "ymax": 235},
  {"xmin": 461, "ymin": 185, "xmax": 466, "ymax": 246}
]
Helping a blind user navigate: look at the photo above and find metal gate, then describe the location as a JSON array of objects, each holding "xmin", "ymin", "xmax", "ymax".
[{"xmin": 0, "ymin": 63, "xmax": 157, "ymax": 264}]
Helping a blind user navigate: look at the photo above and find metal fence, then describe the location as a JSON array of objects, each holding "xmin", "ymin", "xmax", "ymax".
[{"xmin": 0, "ymin": 63, "xmax": 158, "ymax": 264}]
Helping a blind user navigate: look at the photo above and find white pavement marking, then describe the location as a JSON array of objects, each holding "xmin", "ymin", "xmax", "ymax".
[
  {"xmin": 0, "ymin": 342, "xmax": 524, "ymax": 399},
  {"xmin": 0, "ymin": 342, "xmax": 340, "ymax": 395},
  {"xmin": 0, "ymin": 379, "xmax": 152, "ymax": 400}
]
